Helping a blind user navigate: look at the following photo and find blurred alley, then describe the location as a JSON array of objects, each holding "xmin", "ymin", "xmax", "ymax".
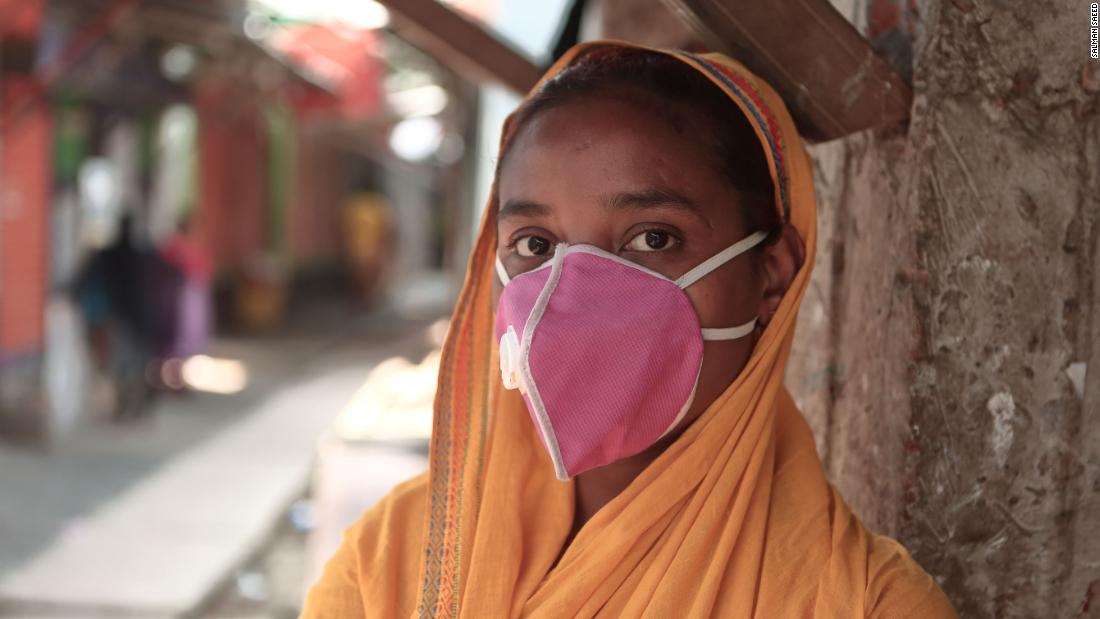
[
  {"xmin": 1, "ymin": 308, "xmax": 442, "ymax": 617},
  {"xmin": 0, "ymin": 0, "xmax": 506, "ymax": 615}
]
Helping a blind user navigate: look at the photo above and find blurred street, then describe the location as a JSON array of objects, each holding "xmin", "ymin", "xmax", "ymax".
[
  {"xmin": 0, "ymin": 1, "xmax": 483, "ymax": 614},
  {"xmin": 0, "ymin": 304, "xmax": 440, "ymax": 618}
]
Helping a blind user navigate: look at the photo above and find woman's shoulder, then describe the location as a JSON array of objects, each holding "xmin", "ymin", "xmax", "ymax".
[
  {"xmin": 301, "ymin": 472, "xmax": 429, "ymax": 618},
  {"xmin": 865, "ymin": 533, "xmax": 959, "ymax": 619},
  {"xmin": 348, "ymin": 472, "xmax": 430, "ymax": 545}
]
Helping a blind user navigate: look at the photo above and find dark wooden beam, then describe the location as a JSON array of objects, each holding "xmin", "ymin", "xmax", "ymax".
[
  {"xmin": 660, "ymin": 0, "xmax": 913, "ymax": 143},
  {"xmin": 378, "ymin": 0, "xmax": 541, "ymax": 95}
]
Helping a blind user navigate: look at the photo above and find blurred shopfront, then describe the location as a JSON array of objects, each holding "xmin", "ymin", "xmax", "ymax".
[{"xmin": 0, "ymin": 0, "xmax": 476, "ymax": 443}]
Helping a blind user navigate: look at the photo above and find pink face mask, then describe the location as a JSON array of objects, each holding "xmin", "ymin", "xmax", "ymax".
[{"xmin": 494, "ymin": 231, "xmax": 767, "ymax": 480}]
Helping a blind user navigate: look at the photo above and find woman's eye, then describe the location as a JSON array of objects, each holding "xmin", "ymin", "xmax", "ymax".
[
  {"xmin": 515, "ymin": 235, "xmax": 552, "ymax": 257},
  {"xmin": 625, "ymin": 230, "xmax": 676, "ymax": 252}
]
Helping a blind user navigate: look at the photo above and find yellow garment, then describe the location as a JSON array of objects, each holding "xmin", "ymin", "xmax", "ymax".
[
  {"xmin": 302, "ymin": 41, "xmax": 957, "ymax": 618},
  {"xmin": 342, "ymin": 192, "xmax": 391, "ymax": 265}
]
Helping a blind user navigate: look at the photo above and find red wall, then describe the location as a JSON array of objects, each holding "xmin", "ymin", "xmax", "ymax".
[
  {"xmin": 287, "ymin": 127, "xmax": 344, "ymax": 263},
  {"xmin": 195, "ymin": 79, "xmax": 267, "ymax": 270},
  {"xmin": 0, "ymin": 78, "xmax": 51, "ymax": 355}
]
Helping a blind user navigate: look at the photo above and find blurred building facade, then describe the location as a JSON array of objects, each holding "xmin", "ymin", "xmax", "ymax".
[{"xmin": 0, "ymin": 0, "xmax": 475, "ymax": 442}]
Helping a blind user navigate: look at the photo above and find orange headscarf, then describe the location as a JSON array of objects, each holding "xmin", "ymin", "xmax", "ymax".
[{"xmin": 302, "ymin": 41, "xmax": 957, "ymax": 618}]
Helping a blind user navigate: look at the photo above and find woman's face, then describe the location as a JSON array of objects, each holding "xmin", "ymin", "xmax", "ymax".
[{"xmin": 494, "ymin": 93, "xmax": 776, "ymax": 434}]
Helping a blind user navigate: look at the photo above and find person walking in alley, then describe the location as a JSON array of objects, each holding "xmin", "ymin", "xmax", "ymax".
[
  {"xmin": 158, "ymin": 217, "xmax": 215, "ymax": 384},
  {"xmin": 76, "ymin": 213, "xmax": 158, "ymax": 420},
  {"xmin": 303, "ymin": 42, "xmax": 957, "ymax": 617}
]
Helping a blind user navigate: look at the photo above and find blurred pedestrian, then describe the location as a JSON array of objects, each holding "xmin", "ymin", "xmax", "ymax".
[
  {"xmin": 159, "ymin": 217, "xmax": 214, "ymax": 372},
  {"xmin": 75, "ymin": 213, "xmax": 157, "ymax": 420},
  {"xmin": 340, "ymin": 191, "xmax": 392, "ymax": 306}
]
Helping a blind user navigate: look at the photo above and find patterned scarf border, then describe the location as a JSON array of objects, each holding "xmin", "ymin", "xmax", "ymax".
[{"xmin": 673, "ymin": 52, "xmax": 791, "ymax": 223}]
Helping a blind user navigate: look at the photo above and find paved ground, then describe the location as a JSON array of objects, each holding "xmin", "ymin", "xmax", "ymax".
[
  {"xmin": 303, "ymin": 439, "xmax": 430, "ymax": 592},
  {"xmin": 0, "ymin": 305, "xmax": 442, "ymax": 618}
]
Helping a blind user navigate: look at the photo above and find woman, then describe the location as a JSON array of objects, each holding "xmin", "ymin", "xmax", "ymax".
[{"xmin": 303, "ymin": 41, "xmax": 957, "ymax": 617}]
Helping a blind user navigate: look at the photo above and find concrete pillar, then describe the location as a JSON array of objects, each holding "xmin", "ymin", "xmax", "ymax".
[{"xmin": 788, "ymin": 1, "xmax": 1100, "ymax": 616}]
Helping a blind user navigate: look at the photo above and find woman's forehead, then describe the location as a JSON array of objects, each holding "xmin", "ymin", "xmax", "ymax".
[
  {"xmin": 499, "ymin": 97, "xmax": 724, "ymax": 196},
  {"xmin": 495, "ymin": 99, "xmax": 754, "ymax": 239}
]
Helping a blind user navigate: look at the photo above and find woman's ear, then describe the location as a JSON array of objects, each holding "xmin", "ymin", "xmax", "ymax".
[{"xmin": 757, "ymin": 224, "xmax": 805, "ymax": 327}]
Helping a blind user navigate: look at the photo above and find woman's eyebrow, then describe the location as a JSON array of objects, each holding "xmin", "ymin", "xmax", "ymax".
[
  {"xmin": 500, "ymin": 198, "xmax": 551, "ymax": 220},
  {"xmin": 608, "ymin": 188, "xmax": 700, "ymax": 212}
]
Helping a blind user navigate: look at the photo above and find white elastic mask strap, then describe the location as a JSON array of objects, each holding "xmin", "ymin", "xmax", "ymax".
[
  {"xmin": 701, "ymin": 317, "xmax": 757, "ymax": 341},
  {"xmin": 674, "ymin": 230, "xmax": 768, "ymax": 289},
  {"xmin": 495, "ymin": 255, "xmax": 511, "ymax": 286}
]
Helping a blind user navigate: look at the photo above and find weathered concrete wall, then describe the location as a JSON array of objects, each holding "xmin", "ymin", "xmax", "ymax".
[
  {"xmin": 902, "ymin": 1, "xmax": 1098, "ymax": 615},
  {"xmin": 796, "ymin": 128, "xmax": 922, "ymax": 539},
  {"xmin": 790, "ymin": 0, "xmax": 1100, "ymax": 617},
  {"xmin": 600, "ymin": 0, "xmax": 1100, "ymax": 615}
]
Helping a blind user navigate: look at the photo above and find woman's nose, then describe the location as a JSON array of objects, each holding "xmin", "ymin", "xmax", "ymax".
[{"xmin": 556, "ymin": 229, "xmax": 618, "ymax": 253}]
